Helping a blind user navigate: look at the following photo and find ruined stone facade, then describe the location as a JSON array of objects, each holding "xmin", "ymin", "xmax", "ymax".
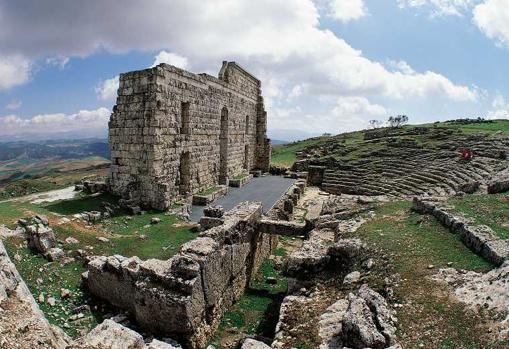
[
  {"xmin": 108, "ymin": 62, "xmax": 271, "ymax": 210},
  {"xmin": 85, "ymin": 202, "xmax": 278, "ymax": 349}
]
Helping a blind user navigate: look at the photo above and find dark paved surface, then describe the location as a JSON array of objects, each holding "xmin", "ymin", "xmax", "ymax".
[{"xmin": 190, "ymin": 176, "xmax": 296, "ymax": 222}]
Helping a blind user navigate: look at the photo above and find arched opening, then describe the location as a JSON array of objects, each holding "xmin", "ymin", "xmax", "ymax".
[
  {"xmin": 179, "ymin": 151, "xmax": 191, "ymax": 195},
  {"xmin": 219, "ymin": 107, "xmax": 229, "ymax": 184},
  {"xmin": 244, "ymin": 144, "xmax": 250, "ymax": 170}
]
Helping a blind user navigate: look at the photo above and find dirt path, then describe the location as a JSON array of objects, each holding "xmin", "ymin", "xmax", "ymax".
[{"xmin": 0, "ymin": 186, "xmax": 78, "ymax": 204}]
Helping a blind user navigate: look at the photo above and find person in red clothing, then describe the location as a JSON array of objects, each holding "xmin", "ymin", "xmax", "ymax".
[{"xmin": 461, "ymin": 148, "xmax": 473, "ymax": 161}]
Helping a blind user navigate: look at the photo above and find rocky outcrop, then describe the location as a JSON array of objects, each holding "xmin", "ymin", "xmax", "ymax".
[
  {"xmin": 275, "ymin": 285, "xmax": 398, "ymax": 349},
  {"xmin": 241, "ymin": 338, "xmax": 272, "ymax": 349},
  {"xmin": 18, "ymin": 215, "xmax": 56, "ymax": 255},
  {"xmin": 82, "ymin": 180, "xmax": 108, "ymax": 194},
  {"xmin": 85, "ymin": 202, "xmax": 277, "ymax": 349},
  {"xmin": 487, "ymin": 168, "xmax": 509, "ymax": 194},
  {"xmin": 320, "ymin": 286, "xmax": 397, "ymax": 349},
  {"xmin": 0, "ymin": 240, "xmax": 71, "ymax": 349},
  {"xmin": 433, "ymin": 262, "xmax": 509, "ymax": 314},
  {"xmin": 343, "ymin": 293, "xmax": 387, "ymax": 349},
  {"xmin": 70, "ymin": 320, "xmax": 180, "ymax": 349},
  {"xmin": 285, "ymin": 234, "xmax": 366, "ymax": 291},
  {"xmin": 412, "ymin": 198, "xmax": 509, "ymax": 266}
]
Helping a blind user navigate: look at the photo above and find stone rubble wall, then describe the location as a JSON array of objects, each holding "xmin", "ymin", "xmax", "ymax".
[
  {"xmin": 265, "ymin": 180, "xmax": 306, "ymax": 220},
  {"xmin": 109, "ymin": 62, "xmax": 271, "ymax": 210},
  {"xmin": 85, "ymin": 202, "xmax": 277, "ymax": 349},
  {"xmin": 412, "ymin": 198, "xmax": 509, "ymax": 266},
  {"xmin": 0, "ymin": 240, "xmax": 71, "ymax": 349}
]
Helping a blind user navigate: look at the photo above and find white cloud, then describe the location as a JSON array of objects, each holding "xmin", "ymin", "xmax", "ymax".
[
  {"xmin": 6, "ymin": 100, "xmax": 22, "ymax": 110},
  {"xmin": 45, "ymin": 56, "xmax": 70, "ymax": 69},
  {"xmin": 329, "ymin": 0, "xmax": 367, "ymax": 22},
  {"xmin": 0, "ymin": 0, "xmax": 479, "ymax": 133},
  {"xmin": 397, "ymin": 0, "xmax": 477, "ymax": 17},
  {"xmin": 388, "ymin": 60, "xmax": 416, "ymax": 75},
  {"xmin": 473, "ymin": 0, "xmax": 509, "ymax": 47},
  {"xmin": 95, "ymin": 76, "xmax": 119, "ymax": 101},
  {"xmin": 332, "ymin": 96, "xmax": 387, "ymax": 116},
  {"xmin": 486, "ymin": 93, "xmax": 509, "ymax": 119},
  {"xmin": 0, "ymin": 55, "xmax": 31, "ymax": 91},
  {"xmin": 0, "ymin": 0, "xmax": 475, "ymax": 101},
  {"xmin": 152, "ymin": 51, "xmax": 189, "ymax": 69},
  {"xmin": 0, "ymin": 107, "xmax": 111, "ymax": 137}
]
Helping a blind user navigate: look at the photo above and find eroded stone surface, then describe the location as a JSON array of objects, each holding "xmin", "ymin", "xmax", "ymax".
[
  {"xmin": 0, "ymin": 240, "xmax": 71, "ymax": 349},
  {"xmin": 86, "ymin": 202, "xmax": 277, "ymax": 349},
  {"xmin": 109, "ymin": 62, "xmax": 271, "ymax": 210}
]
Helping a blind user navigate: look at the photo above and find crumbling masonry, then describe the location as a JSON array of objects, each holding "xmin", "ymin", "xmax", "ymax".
[{"xmin": 108, "ymin": 62, "xmax": 271, "ymax": 210}]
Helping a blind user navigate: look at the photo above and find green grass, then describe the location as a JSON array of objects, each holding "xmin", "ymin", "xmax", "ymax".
[
  {"xmin": 448, "ymin": 193, "xmax": 509, "ymax": 240},
  {"xmin": 438, "ymin": 120, "xmax": 509, "ymax": 134},
  {"xmin": 197, "ymin": 186, "xmax": 223, "ymax": 196},
  {"xmin": 43, "ymin": 193, "xmax": 119, "ymax": 215},
  {"xmin": 0, "ymin": 179, "xmax": 60, "ymax": 200},
  {"xmin": 2, "ymin": 192, "xmax": 197, "ymax": 337},
  {"xmin": 271, "ymin": 137, "xmax": 329, "ymax": 167},
  {"xmin": 209, "ymin": 256, "xmax": 288, "ymax": 348},
  {"xmin": 352, "ymin": 200, "xmax": 497, "ymax": 348},
  {"xmin": 4, "ymin": 238, "xmax": 106, "ymax": 337},
  {"xmin": 232, "ymin": 173, "xmax": 249, "ymax": 180},
  {"xmin": 269, "ymin": 120, "xmax": 509, "ymax": 169}
]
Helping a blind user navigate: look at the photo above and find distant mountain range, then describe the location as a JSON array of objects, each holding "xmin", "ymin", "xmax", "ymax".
[{"xmin": 0, "ymin": 139, "xmax": 110, "ymax": 161}]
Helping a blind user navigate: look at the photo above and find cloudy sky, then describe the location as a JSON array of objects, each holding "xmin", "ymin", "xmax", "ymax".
[{"xmin": 0, "ymin": 0, "xmax": 509, "ymax": 141}]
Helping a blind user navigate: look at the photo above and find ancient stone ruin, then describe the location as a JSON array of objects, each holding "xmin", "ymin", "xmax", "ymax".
[{"xmin": 108, "ymin": 62, "xmax": 271, "ymax": 210}]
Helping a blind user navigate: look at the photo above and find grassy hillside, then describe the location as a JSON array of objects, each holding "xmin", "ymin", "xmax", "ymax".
[
  {"xmin": 1, "ymin": 192, "xmax": 196, "ymax": 337},
  {"xmin": 271, "ymin": 119, "xmax": 509, "ymax": 167},
  {"xmin": 0, "ymin": 138, "xmax": 110, "ymax": 200}
]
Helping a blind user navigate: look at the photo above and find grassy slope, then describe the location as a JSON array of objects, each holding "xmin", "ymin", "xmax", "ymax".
[
  {"xmin": 0, "ymin": 157, "xmax": 109, "ymax": 200},
  {"xmin": 270, "ymin": 120, "xmax": 509, "ymax": 167},
  {"xmin": 353, "ymin": 201, "xmax": 502, "ymax": 349},
  {"xmin": 448, "ymin": 193, "xmax": 509, "ymax": 240},
  {"xmin": 271, "ymin": 137, "xmax": 330, "ymax": 167},
  {"xmin": 1, "ymin": 193, "xmax": 196, "ymax": 337}
]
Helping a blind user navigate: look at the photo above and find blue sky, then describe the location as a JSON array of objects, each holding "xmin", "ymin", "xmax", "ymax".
[{"xmin": 1, "ymin": 0, "xmax": 508, "ymax": 141}]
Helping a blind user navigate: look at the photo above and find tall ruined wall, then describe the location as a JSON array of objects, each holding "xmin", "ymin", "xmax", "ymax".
[
  {"xmin": 85, "ymin": 202, "xmax": 277, "ymax": 349},
  {"xmin": 109, "ymin": 62, "xmax": 271, "ymax": 210}
]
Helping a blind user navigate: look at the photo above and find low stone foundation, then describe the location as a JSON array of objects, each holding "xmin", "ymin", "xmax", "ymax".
[
  {"xmin": 85, "ymin": 202, "xmax": 277, "ymax": 349},
  {"xmin": 229, "ymin": 174, "xmax": 253, "ymax": 188},
  {"xmin": 192, "ymin": 185, "xmax": 228, "ymax": 206},
  {"xmin": 412, "ymin": 198, "xmax": 509, "ymax": 266},
  {"xmin": 266, "ymin": 180, "xmax": 306, "ymax": 220}
]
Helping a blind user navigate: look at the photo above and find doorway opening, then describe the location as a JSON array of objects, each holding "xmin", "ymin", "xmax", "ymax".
[
  {"xmin": 244, "ymin": 144, "xmax": 250, "ymax": 170},
  {"xmin": 179, "ymin": 151, "xmax": 191, "ymax": 195},
  {"xmin": 219, "ymin": 107, "xmax": 229, "ymax": 184}
]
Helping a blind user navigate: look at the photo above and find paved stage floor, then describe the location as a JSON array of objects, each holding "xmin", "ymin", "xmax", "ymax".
[{"xmin": 190, "ymin": 175, "xmax": 296, "ymax": 222}]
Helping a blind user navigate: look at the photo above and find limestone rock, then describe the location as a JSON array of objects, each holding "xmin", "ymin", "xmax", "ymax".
[
  {"xmin": 241, "ymin": 338, "xmax": 272, "ymax": 349},
  {"xmin": 23, "ymin": 218, "xmax": 56, "ymax": 254},
  {"xmin": 343, "ymin": 271, "xmax": 361, "ymax": 285},
  {"xmin": 358, "ymin": 284, "xmax": 398, "ymax": 345},
  {"xmin": 71, "ymin": 319, "xmax": 145, "ymax": 349},
  {"xmin": 204, "ymin": 205, "xmax": 225, "ymax": 218},
  {"xmin": 342, "ymin": 293, "xmax": 386, "ymax": 349},
  {"xmin": 147, "ymin": 339, "xmax": 181, "ymax": 349},
  {"xmin": 318, "ymin": 299, "xmax": 349, "ymax": 349},
  {"xmin": 46, "ymin": 247, "xmax": 65, "ymax": 261}
]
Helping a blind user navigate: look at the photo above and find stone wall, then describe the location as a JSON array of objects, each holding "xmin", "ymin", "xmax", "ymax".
[
  {"xmin": 109, "ymin": 61, "xmax": 271, "ymax": 210},
  {"xmin": 412, "ymin": 198, "xmax": 509, "ymax": 266},
  {"xmin": 0, "ymin": 241, "xmax": 71, "ymax": 349},
  {"xmin": 85, "ymin": 202, "xmax": 277, "ymax": 349}
]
